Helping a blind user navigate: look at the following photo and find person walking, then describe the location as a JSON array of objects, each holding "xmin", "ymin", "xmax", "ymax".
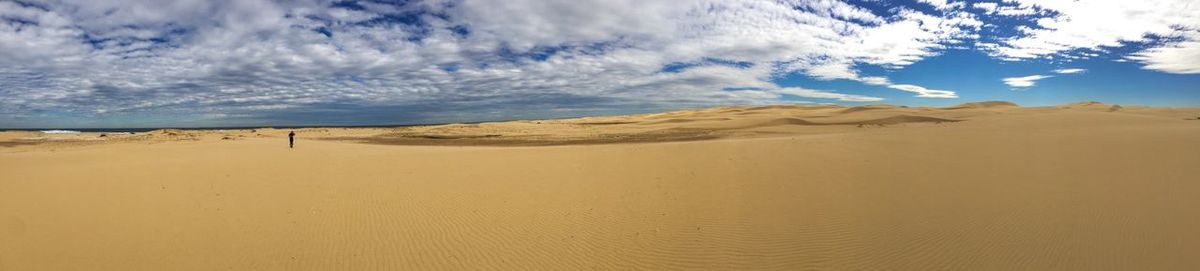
[{"xmin": 288, "ymin": 131, "xmax": 295, "ymax": 148}]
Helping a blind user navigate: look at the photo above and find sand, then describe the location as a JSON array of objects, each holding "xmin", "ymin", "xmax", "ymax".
[{"xmin": 2, "ymin": 101, "xmax": 1200, "ymax": 270}]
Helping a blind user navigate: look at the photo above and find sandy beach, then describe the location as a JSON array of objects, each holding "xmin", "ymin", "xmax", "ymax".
[{"xmin": 3, "ymin": 101, "xmax": 1200, "ymax": 270}]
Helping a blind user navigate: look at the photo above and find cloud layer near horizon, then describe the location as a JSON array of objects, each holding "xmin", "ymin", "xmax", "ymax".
[{"xmin": 1, "ymin": 0, "xmax": 1197, "ymax": 126}]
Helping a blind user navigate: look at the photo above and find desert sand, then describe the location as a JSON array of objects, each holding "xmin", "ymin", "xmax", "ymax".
[{"xmin": 3, "ymin": 101, "xmax": 1200, "ymax": 270}]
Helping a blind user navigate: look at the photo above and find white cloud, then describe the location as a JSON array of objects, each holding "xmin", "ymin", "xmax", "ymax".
[
  {"xmin": 972, "ymin": 2, "xmax": 998, "ymax": 13},
  {"xmin": 994, "ymin": 6, "xmax": 1039, "ymax": 16},
  {"xmin": 1128, "ymin": 39, "xmax": 1200, "ymax": 74},
  {"xmin": 986, "ymin": 0, "xmax": 1200, "ymax": 73},
  {"xmin": 886, "ymin": 84, "xmax": 958, "ymax": 98},
  {"xmin": 1053, "ymin": 68, "xmax": 1086, "ymax": 74},
  {"xmin": 774, "ymin": 87, "xmax": 883, "ymax": 102},
  {"xmin": 0, "ymin": 0, "xmax": 989, "ymax": 126},
  {"xmin": 860, "ymin": 76, "xmax": 891, "ymax": 86},
  {"xmin": 917, "ymin": 0, "xmax": 965, "ymax": 11},
  {"xmin": 1002, "ymin": 75, "xmax": 1053, "ymax": 87}
]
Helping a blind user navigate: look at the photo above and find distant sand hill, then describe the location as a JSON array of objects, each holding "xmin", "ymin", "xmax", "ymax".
[
  {"xmin": 3, "ymin": 101, "xmax": 1196, "ymax": 147},
  {"xmin": 3, "ymin": 101, "xmax": 1200, "ymax": 270}
]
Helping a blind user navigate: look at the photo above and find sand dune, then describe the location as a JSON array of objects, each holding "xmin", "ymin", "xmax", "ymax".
[
  {"xmin": 942, "ymin": 101, "xmax": 1018, "ymax": 109},
  {"xmin": 3, "ymin": 101, "xmax": 1200, "ymax": 270}
]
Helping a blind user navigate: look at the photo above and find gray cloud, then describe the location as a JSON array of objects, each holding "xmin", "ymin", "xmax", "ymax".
[{"xmin": 0, "ymin": 0, "xmax": 986, "ymax": 127}]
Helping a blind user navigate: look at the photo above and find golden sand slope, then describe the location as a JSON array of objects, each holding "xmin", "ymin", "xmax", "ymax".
[{"xmin": 2, "ymin": 101, "xmax": 1200, "ymax": 270}]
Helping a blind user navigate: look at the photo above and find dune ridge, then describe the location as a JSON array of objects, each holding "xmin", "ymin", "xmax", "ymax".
[
  {"xmin": 10, "ymin": 101, "xmax": 1188, "ymax": 148},
  {"xmin": 943, "ymin": 101, "xmax": 1018, "ymax": 109}
]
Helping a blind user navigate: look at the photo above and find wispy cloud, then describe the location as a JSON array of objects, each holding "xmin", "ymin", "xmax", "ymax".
[
  {"xmin": 1054, "ymin": 68, "xmax": 1087, "ymax": 74},
  {"xmin": 1, "ymin": 0, "xmax": 1196, "ymax": 127},
  {"xmin": 774, "ymin": 88, "xmax": 883, "ymax": 102},
  {"xmin": 916, "ymin": 0, "xmax": 965, "ymax": 11},
  {"xmin": 1128, "ymin": 41, "xmax": 1200, "ymax": 74},
  {"xmin": 972, "ymin": 3, "xmax": 998, "ymax": 13},
  {"xmin": 886, "ymin": 84, "xmax": 958, "ymax": 98},
  {"xmin": 1003, "ymin": 75, "xmax": 1053, "ymax": 88},
  {"xmin": 0, "ymin": 0, "xmax": 987, "ymax": 126},
  {"xmin": 981, "ymin": 0, "xmax": 1200, "ymax": 74}
]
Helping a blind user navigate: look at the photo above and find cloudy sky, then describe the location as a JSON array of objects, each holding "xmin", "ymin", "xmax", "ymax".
[{"xmin": 2, "ymin": 0, "xmax": 1198, "ymax": 128}]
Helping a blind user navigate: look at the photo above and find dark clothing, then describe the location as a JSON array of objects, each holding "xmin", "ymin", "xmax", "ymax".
[{"xmin": 288, "ymin": 132, "xmax": 295, "ymax": 148}]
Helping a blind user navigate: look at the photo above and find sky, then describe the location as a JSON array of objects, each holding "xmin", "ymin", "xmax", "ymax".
[{"xmin": 1, "ymin": 0, "xmax": 1198, "ymax": 128}]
